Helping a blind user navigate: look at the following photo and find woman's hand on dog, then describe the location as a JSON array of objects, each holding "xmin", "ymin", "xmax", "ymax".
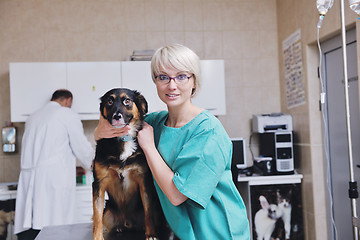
[
  {"xmin": 94, "ymin": 115, "xmax": 131, "ymax": 141},
  {"xmin": 138, "ymin": 122, "xmax": 188, "ymax": 206},
  {"xmin": 137, "ymin": 122, "xmax": 156, "ymax": 152}
]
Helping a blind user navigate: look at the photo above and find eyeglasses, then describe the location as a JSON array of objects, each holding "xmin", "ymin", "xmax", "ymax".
[{"xmin": 155, "ymin": 74, "xmax": 193, "ymax": 85}]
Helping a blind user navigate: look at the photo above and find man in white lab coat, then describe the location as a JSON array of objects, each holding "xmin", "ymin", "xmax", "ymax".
[{"xmin": 14, "ymin": 89, "xmax": 94, "ymax": 240}]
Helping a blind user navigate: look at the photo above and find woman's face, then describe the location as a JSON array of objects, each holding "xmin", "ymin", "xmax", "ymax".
[{"xmin": 155, "ymin": 66, "xmax": 194, "ymax": 109}]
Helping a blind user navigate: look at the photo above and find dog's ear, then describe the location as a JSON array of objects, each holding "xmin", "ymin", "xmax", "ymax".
[
  {"xmin": 99, "ymin": 93, "xmax": 108, "ymax": 119},
  {"xmin": 134, "ymin": 91, "xmax": 148, "ymax": 116}
]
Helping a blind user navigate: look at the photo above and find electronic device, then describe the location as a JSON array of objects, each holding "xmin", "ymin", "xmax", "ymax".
[
  {"xmin": 259, "ymin": 132, "xmax": 294, "ymax": 174},
  {"xmin": 254, "ymin": 156, "xmax": 274, "ymax": 175},
  {"xmin": 2, "ymin": 126, "xmax": 16, "ymax": 153},
  {"xmin": 252, "ymin": 113, "xmax": 293, "ymax": 133},
  {"xmin": 231, "ymin": 138, "xmax": 252, "ymax": 169}
]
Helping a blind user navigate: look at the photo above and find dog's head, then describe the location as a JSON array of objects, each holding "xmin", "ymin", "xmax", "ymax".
[{"xmin": 100, "ymin": 88, "xmax": 148, "ymax": 131}]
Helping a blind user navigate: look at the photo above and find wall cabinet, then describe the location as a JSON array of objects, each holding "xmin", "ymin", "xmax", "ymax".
[
  {"xmin": 193, "ymin": 60, "xmax": 226, "ymax": 116},
  {"xmin": 121, "ymin": 61, "xmax": 166, "ymax": 113},
  {"xmin": 9, "ymin": 62, "xmax": 67, "ymax": 122},
  {"xmin": 121, "ymin": 60, "xmax": 226, "ymax": 115},
  {"xmin": 67, "ymin": 62, "xmax": 121, "ymax": 120},
  {"xmin": 9, "ymin": 62, "xmax": 121, "ymax": 122},
  {"xmin": 9, "ymin": 60, "xmax": 226, "ymax": 122}
]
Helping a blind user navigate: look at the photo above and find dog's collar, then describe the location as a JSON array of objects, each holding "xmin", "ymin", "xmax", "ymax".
[{"xmin": 119, "ymin": 135, "xmax": 135, "ymax": 142}]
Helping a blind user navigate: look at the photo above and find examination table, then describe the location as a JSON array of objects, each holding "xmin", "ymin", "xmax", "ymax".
[{"xmin": 35, "ymin": 222, "xmax": 147, "ymax": 240}]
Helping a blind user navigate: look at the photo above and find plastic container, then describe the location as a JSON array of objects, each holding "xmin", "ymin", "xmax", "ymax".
[
  {"xmin": 349, "ymin": 0, "xmax": 360, "ymax": 15},
  {"xmin": 317, "ymin": 0, "xmax": 334, "ymax": 15}
]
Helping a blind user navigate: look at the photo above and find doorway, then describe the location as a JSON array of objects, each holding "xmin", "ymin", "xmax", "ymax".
[{"xmin": 321, "ymin": 28, "xmax": 360, "ymax": 239}]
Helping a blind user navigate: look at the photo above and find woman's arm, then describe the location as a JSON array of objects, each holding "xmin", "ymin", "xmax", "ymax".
[
  {"xmin": 94, "ymin": 114, "xmax": 131, "ymax": 141},
  {"xmin": 137, "ymin": 122, "xmax": 188, "ymax": 206}
]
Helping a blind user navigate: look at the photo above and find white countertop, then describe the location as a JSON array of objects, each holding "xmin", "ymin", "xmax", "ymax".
[
  {"xmin": 238, "ymin": 172, "xmax": 303, "ymax": 186},
  {"xmin": 0, "ymin": 182, "xmax": 18, "ymax": 197},
  {"xmin": 0, "ymin": 182, "xmax": 92, "ymax": 198}
]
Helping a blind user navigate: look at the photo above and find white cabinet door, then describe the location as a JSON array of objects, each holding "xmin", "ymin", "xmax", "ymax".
[
  {"xmin": 193, "ymin": 60, "xmax": 226, "ymax": 116},
  {"xmin": 121, "ymin": 60, "xmax": 226, "ymax": 115},
  {"xmin": 74, "ymin": 185, "xmax": 108, "ymax": 224},
  {"xmin": 121, "ymin": 61, "xmax": 166, "ymax": 113},
  {"xmin": 9, "ymin": 62, "xmax": 67, "ymax": 122},
  {"xmin": 75, "ymin": 185, "xmax": 93, "ymax": 223},
  {"xmin": 9, "ymin": 60, "xmax": 226, "ymax": 122},
  {"xmin": 67, "ymin": 62, "xmax": 122, "ymax": 120}
]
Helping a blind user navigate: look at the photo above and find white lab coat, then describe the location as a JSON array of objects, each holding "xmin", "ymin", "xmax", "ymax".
[{"xmin": 14, "ymin": 101, "xmax": 94, "ymax": 234}]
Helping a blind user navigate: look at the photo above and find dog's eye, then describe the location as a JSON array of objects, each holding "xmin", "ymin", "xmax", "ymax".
[
  {"xmin": 123, "ymin": 98, "xmax": 132, "ymax": 106},
  {"xmin": 107, "ymin": 99, "xmax": 113, "ymax": 105}
]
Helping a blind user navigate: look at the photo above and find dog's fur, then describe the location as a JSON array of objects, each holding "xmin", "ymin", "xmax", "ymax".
[
  {"xmin": 0, "ymin": 210, "xmax": 14, "ymax": 240},
  {"xmin": 92, "ymin": 88, "xmax": 169, "ymax": 240}
]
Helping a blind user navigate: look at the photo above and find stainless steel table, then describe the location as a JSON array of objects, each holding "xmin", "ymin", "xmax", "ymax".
[
  {"xmin": 35, "ymin": 223, "xmax": 146, "ymax": 240},
  {"xmin": 35, "ymin": 223, "xmax": 92, "ymax": 240}
]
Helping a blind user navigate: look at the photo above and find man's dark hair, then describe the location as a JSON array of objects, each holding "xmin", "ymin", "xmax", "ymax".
[{"xmin": 51, "ymin": 89, "xmax": 73, "ymax": 101}]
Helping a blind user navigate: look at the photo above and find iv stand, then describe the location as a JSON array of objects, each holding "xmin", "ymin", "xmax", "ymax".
[{"xmin": 339, "ymin": 0, "xmax": 359, "ymax": 239}]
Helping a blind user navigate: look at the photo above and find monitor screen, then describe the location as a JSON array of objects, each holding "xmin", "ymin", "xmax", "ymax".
[{"xmin": 231, "ymin": 138, "xmax": 250, "ymax": 169}]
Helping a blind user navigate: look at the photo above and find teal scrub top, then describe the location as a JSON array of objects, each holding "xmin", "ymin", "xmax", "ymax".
[{"xmin": 145, "ymin": 110, "xmax": 250, "ymax": 240}]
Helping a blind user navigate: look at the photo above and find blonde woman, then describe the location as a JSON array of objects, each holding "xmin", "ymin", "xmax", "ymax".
[{"xmin": 137, "ymin": 44, "xmax": 250, "ymax": 239}]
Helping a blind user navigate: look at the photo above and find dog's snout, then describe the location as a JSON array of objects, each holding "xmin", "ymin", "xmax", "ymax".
[{"xmin": 114, "ymin": 112, "xmax": 123, "ymax": 120}]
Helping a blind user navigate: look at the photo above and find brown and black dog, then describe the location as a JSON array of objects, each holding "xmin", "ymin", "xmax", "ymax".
[{"xmin": 92, "ymin": 88, "xmax": 170, "ymax": 240}]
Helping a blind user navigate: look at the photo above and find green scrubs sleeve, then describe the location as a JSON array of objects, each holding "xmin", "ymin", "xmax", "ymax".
[
  {"xmin": 145, "ymin": 111, "xmax": 168, "ymax": 127},
  {"xmin": 144, "ymin": 112, "xmax": 156, "ymax": 126},
  {"xmin": 172, "ymin": 128, "xmax": 230, "ymax": 209}
]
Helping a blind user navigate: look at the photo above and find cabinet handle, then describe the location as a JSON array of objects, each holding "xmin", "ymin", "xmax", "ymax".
[{"xmin": 77, "ymin": 113, "xmax": 99, "ymax": 115}]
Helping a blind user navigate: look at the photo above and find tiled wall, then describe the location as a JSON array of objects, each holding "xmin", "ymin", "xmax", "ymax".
[
  {"xmin": 2, "ymin": 1, "xmax": 358, "ymax": 239},
  {"xmin": 0, "ymin": 0, "xmax": 280, "ymax": 182},
  {"xmin": 276, "ymin": 0, "xmax": 360, "ymax": 239}
]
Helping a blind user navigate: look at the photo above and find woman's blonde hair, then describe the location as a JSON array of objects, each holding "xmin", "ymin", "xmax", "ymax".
[{"xmin": 151, "ymin": 44, "xmax": 201, "ymax": 96}]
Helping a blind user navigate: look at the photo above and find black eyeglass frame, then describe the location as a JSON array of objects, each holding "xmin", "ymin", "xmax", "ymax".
[{"xmin": 154, "ymin": 74, "xmax": 194, "ymax": 84}]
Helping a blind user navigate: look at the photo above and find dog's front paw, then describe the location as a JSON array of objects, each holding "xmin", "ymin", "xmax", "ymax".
[
  {"xmin": 93, "ymin": 235, "xmax": 104, "ymax": 240},
  {"xmin": 146, "ymin": 235, "xmax": 159, "ymax": 240},
  {"xmin": 93, "ymin": 236, "xmax": 104, "ymax": 240},
  {"xmin": 93, "ymin": 230, "xmax": 104, "ymax": 240}
]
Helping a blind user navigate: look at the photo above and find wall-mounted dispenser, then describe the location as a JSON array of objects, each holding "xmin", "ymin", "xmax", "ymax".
[{"xmin": 2, "ymin": 122, "xmax": 16, "ymax": 153}]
